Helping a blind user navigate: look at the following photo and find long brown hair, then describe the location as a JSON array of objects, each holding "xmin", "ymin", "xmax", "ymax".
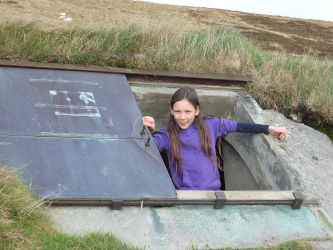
[{"xmin": 167, "ymin": 88, "xmax": 221, "ymax": 174}]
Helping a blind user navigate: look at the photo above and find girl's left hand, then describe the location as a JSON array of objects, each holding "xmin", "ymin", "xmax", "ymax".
[
  {"xmin": 142, "ymin": 116, "xmax": 156, "ymax": 133},
  {"xmin": 268, "ymin": 126, "xmax": 287, "ymax": 141}
]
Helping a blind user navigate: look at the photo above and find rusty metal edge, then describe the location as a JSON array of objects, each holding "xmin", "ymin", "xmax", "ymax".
[
  {"xmin": 44, "ymin": 190, "xmax": 318, "ymax": 208},
  {"xmin": 46, "ymin": 198, "xmax": 319, "ymax": 207},
  {"xmin": 0, "ymin": 60, "xmax": 252, "ymax": 86}
]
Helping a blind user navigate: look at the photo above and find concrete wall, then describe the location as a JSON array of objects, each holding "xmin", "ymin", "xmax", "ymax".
[
  {"xmin": 130, "ymin": 82, "xmax": 294, "ymax": 191},
  {"xmin": 130, "ymin": 83, "xmax": 238, "ymax": 130},
  {"xmin": 223, "ymin": 93, "xmax": 295, "ymax": 190},
  {"xmin": 222, "ymin": 138, "xmax": 260, "ymax": 190}
]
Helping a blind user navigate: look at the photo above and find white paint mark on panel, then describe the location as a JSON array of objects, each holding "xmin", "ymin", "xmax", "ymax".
[
  {"xmin": 79, "ymin": 92, "xmax": 96, "ymax": 105},
  {"xmin": 30, "ymin": 79, "xmax": 98, "ymax": 85},
  {"xmin": 54, "ymin": 112, "xmax": 101, "ymax": 117},
  {"xmin": 49, "ymin": 90, "xmax": 57, "ymax": 96},
  {"xmin": 35, "ymin": 103, "xmax": 107, "ymax": 110},
  {"xmin": 41, "ymin": 132, "xmax": 117, "ymax": 138},
  {"xmin": 44, "ymin": 91, "xmax": 103, "ymax": 117}
]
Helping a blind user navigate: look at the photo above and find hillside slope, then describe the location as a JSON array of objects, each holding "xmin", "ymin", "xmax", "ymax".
[{"xmin": 1, "ymin": 0, "xmax": 332, "ymax": 59}]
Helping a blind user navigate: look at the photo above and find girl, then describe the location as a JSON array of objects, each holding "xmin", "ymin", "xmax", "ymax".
[{"xmin": 142, "ymin": 88, "xmax": 287, "ymax": 190}]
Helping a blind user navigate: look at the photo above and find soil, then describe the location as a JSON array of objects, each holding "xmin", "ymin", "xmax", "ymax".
[
  {"xmin": 235, "ymin": 14, "xmax": 333, "ymax": 58},
  {"xmin": 184, "ymin": 7, "xmax": 333, "ymax": 59}
]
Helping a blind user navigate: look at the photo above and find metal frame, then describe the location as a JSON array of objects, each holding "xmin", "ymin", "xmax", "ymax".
[
  {"xmin": 47, "ymin": 190, "xmax": 314, "ymax": 210},
  {"xmin": 0, "ymin": 60, "xmax": 251, "ymax": 87}
]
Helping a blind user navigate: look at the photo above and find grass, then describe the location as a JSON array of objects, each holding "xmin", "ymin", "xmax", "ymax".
[
  {"xmin": 0, "ymin": 21, "xmax": 251, "ymax": 73},
  {"xmin": 248, "ymin": 240, "xmax": 315, "ymax": 250},
  {"xmin": 189, "ymin": 240, "xmax": 316, "ymax": 249},
  {"xmin": 249, "ymin": 52, "xmax": 333, "ymax": 124}
]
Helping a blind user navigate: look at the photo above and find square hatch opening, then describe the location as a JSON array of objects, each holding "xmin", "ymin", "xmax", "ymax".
[{"xmin": 130, "ymin": 83, "xmax": 294, "ymax": 192}]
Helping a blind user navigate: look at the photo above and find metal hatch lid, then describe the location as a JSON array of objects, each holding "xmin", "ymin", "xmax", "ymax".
[{"xmin": 0, "ymin": 66, "xmax": 176, "ymax": 200}]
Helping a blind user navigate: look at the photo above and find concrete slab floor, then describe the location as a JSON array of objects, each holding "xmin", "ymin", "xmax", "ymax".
[
  {"xmin": 47, "ymin": 205, "xmax": 329, "ymax": 250},
  {"xmin": 308, "ymin": 241, "xmax": 333, "ymax": 250}
]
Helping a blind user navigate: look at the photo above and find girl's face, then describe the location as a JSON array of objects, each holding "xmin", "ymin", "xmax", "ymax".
[{"xmin": 170, "ymin": 98, "xmax": 200, "ymax": 130}]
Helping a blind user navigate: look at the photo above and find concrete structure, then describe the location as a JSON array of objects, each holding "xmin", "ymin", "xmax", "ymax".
[
  {"xmin": 1, "ymin": 61, "xmax": 331, "ymax": 249},
  {"xmin": 132, "ymin": 83, "xmax": 295, "ymax": 192},
  {"xmin": 50, "ymin": 204, "xmax": 330, "ymax": 249},
  {"xmin": 49, "ymin": 80, "xmax": 333, "ymax": 249}
]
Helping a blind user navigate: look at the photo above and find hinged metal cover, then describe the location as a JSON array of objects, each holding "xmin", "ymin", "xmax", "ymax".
[{"xmin": 0, "ymin": 66, "xmax": 176, "ymax": 201}]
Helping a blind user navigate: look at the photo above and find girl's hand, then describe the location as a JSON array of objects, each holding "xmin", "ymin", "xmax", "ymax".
[
  {"xmin": 142, "ymin": 116, "xmax": 155, "ymax": 134},
  {"xmin": 268, "ymin": 126, "xmax": 287, "ymax": 141}
]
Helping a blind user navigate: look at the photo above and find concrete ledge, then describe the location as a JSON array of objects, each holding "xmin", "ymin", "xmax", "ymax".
[
  {"xmin": 176, "ymin": 190, "xmax": 217, "ymax": 200},
  {"xmin": 225, "ymin": 191, "xmax": 295, "ymax": 200},
  {"xmin": 177, "ymin": 190, "xmax": 295, "ymax": 201},
  {"xmin": 175, "ymin": 190, "xmax": 303, "ymax": 207}
]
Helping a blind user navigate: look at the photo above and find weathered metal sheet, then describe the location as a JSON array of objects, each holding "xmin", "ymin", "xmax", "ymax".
[
  {"xmin": 0, "ymin": 67, "xmax": 145, "ymax": 138},
  {"xmin": 0, "ymin": 66, "xmax": 176, "ymax": 200}
]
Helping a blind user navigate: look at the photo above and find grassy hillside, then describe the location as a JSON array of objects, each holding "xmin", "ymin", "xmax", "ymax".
[{"xmin": 1, "ymin": 0, "xmax": 332, "ymax": 58}]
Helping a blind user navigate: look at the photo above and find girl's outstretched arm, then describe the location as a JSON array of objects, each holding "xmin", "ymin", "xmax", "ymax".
[
  {"xmin": 268, "ymin": 126, "xmax": 287, "ymax": 141},
  {"xmin": 142, "ymin": 116, "xmax": 155, "ymax": 133}
]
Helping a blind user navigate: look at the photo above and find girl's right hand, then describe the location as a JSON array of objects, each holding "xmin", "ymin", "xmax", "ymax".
[
  {"xmin": 268, "ymin": 125, "xmax": 287, "ymax": 141},
  {"xmin": 142, "ymin": 116, "xmax": 155, "ymax": 133}
]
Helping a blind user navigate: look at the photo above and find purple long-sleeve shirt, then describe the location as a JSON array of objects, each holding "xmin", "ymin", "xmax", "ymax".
[
  {"xmin": 153, "ymin": 117, "xmax": 269, "ymax": 190},
  {"xmin": 153, "ymin": 117, "xmax": 238, "ymax": 190}
]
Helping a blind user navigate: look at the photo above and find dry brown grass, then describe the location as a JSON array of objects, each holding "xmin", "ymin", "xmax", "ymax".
[
  {"xmin": 0, "ymin": 167, "xmax": 45, "ymax": 216},
  {"xmin": 1, "ymin": 0, "xmax": 332, "ymax": 58},
  {"xmin": 0, "ymin": 0, "xmax": 208, "ymax": 30}
]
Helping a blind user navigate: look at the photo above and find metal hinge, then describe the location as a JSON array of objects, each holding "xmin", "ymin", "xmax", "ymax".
[
  {"xmin": 214, "ymin": 191, "xmax": 227, "ymax": 209},
  {"xmin": 292, "ymin": 191, "xmax": 305, "ymax": 209},
  {"xmin": 111, "ymin": 199, "xmax": 123, "ymax": 210}
]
